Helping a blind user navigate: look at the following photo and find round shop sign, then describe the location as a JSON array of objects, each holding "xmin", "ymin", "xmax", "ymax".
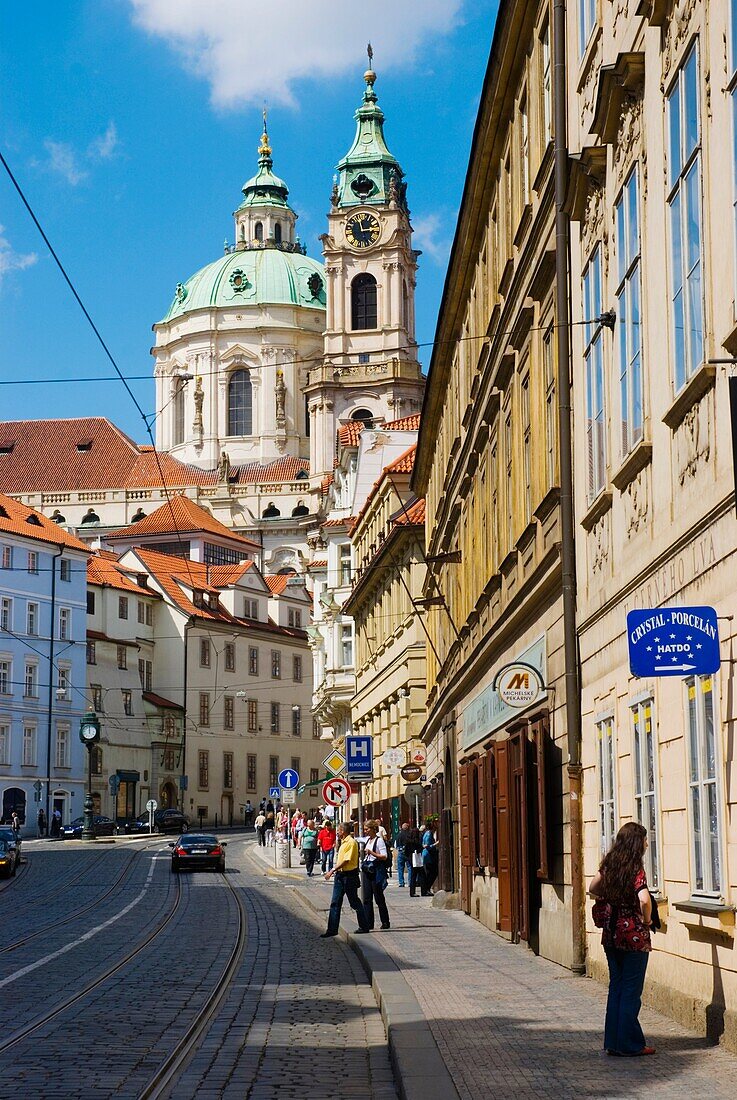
[
  {"xmin": 493, "ymin": 662, "xmax": 545, "ymax": 709},
  {"xmin": 409, "ymin": 745, "xmax": 426, "ymax": 766}
]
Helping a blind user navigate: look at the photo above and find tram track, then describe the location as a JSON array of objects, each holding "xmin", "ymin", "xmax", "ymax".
[
  {"xmin": 0, "ymin": 842, "xmax": 157, "ymax": 956},
  {"xmin": 0, "ymin": 860, "xmax": 184, "ymax": 1058}
]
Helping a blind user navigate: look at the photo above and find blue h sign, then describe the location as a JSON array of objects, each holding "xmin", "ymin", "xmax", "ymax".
[
  {"xmin": 627, "ymin": 606, "xmax": 721, "ymax": 678},
  {"xmin": 346, "ymin": 734, "xmax": 373, "ymax": 778}
]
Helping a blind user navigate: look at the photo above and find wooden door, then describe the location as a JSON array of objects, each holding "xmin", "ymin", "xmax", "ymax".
[
  {"xmin": 494, "ymin": 740, "xmax": 513, "ymax": 933},
  {"xmin": 509, "ymin": 730, "xmax": 530, "ymax": 942}
]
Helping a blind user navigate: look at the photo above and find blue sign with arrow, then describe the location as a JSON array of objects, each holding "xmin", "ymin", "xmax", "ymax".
[
  {"xmin": 627, "ymin": 606, "xmax": 720, "ymax": 677},
  {"xmin": 278, "ymin": 768, "xmax": 300, "ymax": 790}
]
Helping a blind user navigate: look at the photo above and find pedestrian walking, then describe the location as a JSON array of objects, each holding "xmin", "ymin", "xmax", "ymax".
[
  {"xmin": 300, "ymin": 818, "xmax": 319, "ymax": 876},
  {"xmin": 406, "ymin": 825, "xmax": 426, "ymax": 896},
  {"xmin": 264, "ymin": 808, "xmax": 275, "ymax": 846},
  {"xmin": 276, "ymin": 807, "xmax": 289, "ymax": 841},
  {"xmin": 588, "ymin": 821, "xmax": 655, "ymax": 1057},
  {"xmin": 255, "ymin": 810, "xmax": 267, "ymax": 846},
  {"xmin": 361, "ymin": 820, "xmax": 390, "ymax": 930},
  {"xmin": 422, "ymin": 818, "xmax": 439, "ymax": 894},
  {"xmin": 37, "ymin": 807, "xmax": 47, "ymax": 838},
  {"xmin": 395, "ymin": 821, "xmax": 412, "ymax": 887},
  {"xmin": 11, "ymin": 811, "xmax": 20, "ymax": 837},
  {"xmin": 245, "ymin": 799, "xmax": 253, "ymax": 826},
  {"xmin": 318, "ymin": 819, "xmax": 336, "ymax": 873},
  {"xmin": 321, "ymin": 821, "xmax": 370, "ymax": 937}
]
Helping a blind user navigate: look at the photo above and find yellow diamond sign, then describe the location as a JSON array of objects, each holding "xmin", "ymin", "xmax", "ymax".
[{"xmin": 322, "ymin": 750, "xmax": 346, "ymax": 777}]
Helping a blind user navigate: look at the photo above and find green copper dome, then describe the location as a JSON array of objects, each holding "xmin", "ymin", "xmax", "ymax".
[
  {"xmin": 160, "ymin": 246, "xmax": 326, "ymax": 323},
  {"xmin": 237, "ymin": 124, "xmax": 293, "ymax": 212},
  {"xmin": 335, "ymin": 67, "xmax": 406, "ymax": 210}
]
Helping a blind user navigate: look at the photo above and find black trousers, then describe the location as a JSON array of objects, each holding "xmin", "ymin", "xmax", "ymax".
[
  {"xmin": 361, "ymin": 868, "xmax": 390, "ymax": 929},
  {"xmin": 257, "ymin": 826, "xmax": 266, "ymax": 846},
  {"xmin": 304, "ymin": 847, "xmax": 318, "ymax": 874}
]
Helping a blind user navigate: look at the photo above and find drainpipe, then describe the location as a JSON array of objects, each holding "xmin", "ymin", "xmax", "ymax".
[
  {"xmin": 553, "ymin": 0, "xmax": 585, "ymax": 973},
  {"xmin": 45, "ymin": 545, "xmax": 65, "ymax": 823}
]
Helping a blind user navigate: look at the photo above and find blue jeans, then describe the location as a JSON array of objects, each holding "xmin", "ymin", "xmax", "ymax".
[
  {"xmin": 321, "ymin": 848, "xmax": 334, "ymax": 873},
  {"xmin": 396, "ymin": 849, "xmax": 408, "ymax": 887},
  {"xmin": 326, "ymin": 870, "xmax": 369, "ymax": 935},
  {"xmin": 604, "ymin": 948, "xmax": 649, "ymax": 1054}
]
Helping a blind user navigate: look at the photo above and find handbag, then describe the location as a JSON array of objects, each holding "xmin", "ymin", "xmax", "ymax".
[{"xmin": 411, "ymin": 851, "xmax": 424, "ymax": 869}]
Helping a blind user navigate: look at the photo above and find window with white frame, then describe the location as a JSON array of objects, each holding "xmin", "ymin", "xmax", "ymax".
[
  {"xmin": 579, "ymin": 0, "xmax": 596, "ymax": 55},
  {"xmin": 0, "ymin": 597, "xmax": 11, "ymax": 632},
  {"xmin": 541, "ymin": 21, "xmax": 552, "ymax": 145},
  {"xmin": 292, "ymin": 705, "xmax": 302, "ymax": 737},
  {"xmin": 0, "ymin": 723, "xmax": 8, "ymax": 764},
  {"xmin": 597, "ymin": 716, "xmax": 617, "ymax": 855},
  {"xmin": 1, "ymin": 546, "xmax": 11, "ymax": 570},
  {"xmin": 632, "ymin": 699, "xmax": 660, "ymax": 890},
  {"xmin": 287, "ymin": 608, "xmax": 302, "ymax": 628},
  {"xmin": 22, "ymin": 725, "xmax": 37, "ymax": 766},
  {"xmin": 59, "ymin": 607, "xmax": 71, "ymax": 640},
  {"xmin": 667, "ymin": 45, "xmax": 703, "ymax": 392},
  {"xmin": 27, "ymin": 551, "xmax": 38, "ymax": 574},
  {"xmin": 583, "ymin": 248, "xmax": 606, "ymax": 499},
  {"xmin": 340, "ymin": 623, "xmax": 353, "ymax": 668},
  {"xmin": 57, "ymin": 666, "xmax": 70, "ymax": 702},
  {"xmin": 686, "ymin": 675, "xmax": 722, "ymax": 895},
  {"xmin": 24, "ymin": 662, "xmax": 38, "ymax": 699},
  {"xmin": 615, "ymin": 168, "xmax": 644, "ymax": 456},
  {"xmin": 339, "ymin": 543, "xmax": 352, "ymax": 586},
  {"xmin": 27, "ymin": 601, "xmax": 38, "ymax": 636},
  {"xmin": 60, "ymin": 559, "xmax": 71, "ymax": 582},
  {"xmin": 55, "ymin": 724, "xmax": 70, "ymax": 768},
  {"xmin": 0, "ymin": 660, "xmax": 11, "ymax": 694}
]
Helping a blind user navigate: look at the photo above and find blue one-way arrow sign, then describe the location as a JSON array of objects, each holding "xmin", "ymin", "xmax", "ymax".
[
  {"xmin": 627, "ymin": 606, "xmax": 720, "ymax": 678},
  {"xmin": 278, "ymin": 768, "xmax": 300, "ymax": 790}
]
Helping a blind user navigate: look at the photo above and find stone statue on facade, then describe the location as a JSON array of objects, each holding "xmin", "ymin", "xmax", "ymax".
[
  {"xmin": 217, "ymin": 449, "xmax": 231, "ymax": 483},
  {"xmin": 193, "ymin": 376, "xmax": 204, "ymax": 440},
  {"xmin": 275, "ymin": 368, "xmax": 287, "ymax": 430}
]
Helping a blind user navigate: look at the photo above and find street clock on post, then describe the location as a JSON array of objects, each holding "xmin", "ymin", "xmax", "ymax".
[{"xmin": 345, "ymin": 211, "xmax": 381, "ymax": 250}]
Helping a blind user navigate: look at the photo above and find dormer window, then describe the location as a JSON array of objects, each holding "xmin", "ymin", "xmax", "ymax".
[
  {"xmin": 193, "ymin": 590, "xmax": 205, "ymax": 609},
  {"xmin": 76, "ymin": 441, "xmax": 93, "ymax": 452},
  {"xmin": 0, "ymin": 443, "xmax": 14, "ymax": 455},
  {"xmin": 25, "ymin": 514, "xmax": 42, "ymax": 526}
]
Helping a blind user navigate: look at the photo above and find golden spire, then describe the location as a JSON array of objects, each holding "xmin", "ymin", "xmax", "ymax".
[{"xmin": 258, "ymin": 105, "xmax": 271, "ymax": 160}]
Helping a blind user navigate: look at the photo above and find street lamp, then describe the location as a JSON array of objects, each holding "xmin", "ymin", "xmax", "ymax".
[{"xmin": 79, "ymin": 710, "xmax": 101, "ymax": 840}]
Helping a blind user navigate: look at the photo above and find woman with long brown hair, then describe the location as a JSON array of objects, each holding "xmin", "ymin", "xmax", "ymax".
[{"xmin": 588, "ymin": 821, "xmax": 655, "ymax": 1056}]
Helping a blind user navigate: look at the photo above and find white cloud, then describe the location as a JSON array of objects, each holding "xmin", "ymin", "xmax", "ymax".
[
  {"xmin": 128, "ymin": 0, "xmax": 464, "ymax": 108},
  {"xmin": 0, "ymin": 227, "xmax": 38, "ymax": 285},
  {"xmin": 412, "ymin": 212, "xmax": 451, "ymax": 265},
  {"xmin": 44, "ymin": 140, "xmax": 88, "ymax": 186},
  {"xmin": 89, "ymin": 121, "xmax": 120, "ymax": 160}
]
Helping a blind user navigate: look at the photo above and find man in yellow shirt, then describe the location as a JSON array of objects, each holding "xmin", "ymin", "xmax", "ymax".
[{"xmin": 321, "ymin": 821, "xmax": 370, "ymax": 937}]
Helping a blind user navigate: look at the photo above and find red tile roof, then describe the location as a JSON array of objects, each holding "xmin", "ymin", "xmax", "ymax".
[
  {"xmin": 0, "ymin": 417, "xmax": 309, "ymax": 493},
  {"xmin": 310, "ymin": 559, "xmax": 328, "ymax": 568},
  {"xmin": 143, "ymin": 691, "xmax": 183, "ymax": 710},
  {"xmin": 87, "ymin": 551, "xmax": 161, "ymax": 595},
  {"xmin": 130, "ymin": 547, "xmax": 234, "ymax": 621},
  {"xmin": 321, "ymin": 516, "xmax": 355, "ymax": 528},
  {"xmin": 107, "ymin": 494, "xmax": 259, "ymax": 549},
  {"xmin": 208, "ymin": 560, "xmax": 255, "ymax": 587},
  {"xmin": 0, "ymin": 492, "xmax": 88, "ymax": 552},
  {"xmin": 336, "ymin": 413, "xmax": 421, "ymax": 449},
  {"xmin": 394, "ymin": 497, "xmax": 426, "ymax": 525},
  {"xmin": 385, "ymin": 444, "xmax": 417, "ymax": 475}
]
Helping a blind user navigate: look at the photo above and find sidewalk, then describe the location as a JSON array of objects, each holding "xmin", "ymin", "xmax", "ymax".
[{"xmin": 247, "ymin": 839, "xmax": 737, "ymax": 1100}]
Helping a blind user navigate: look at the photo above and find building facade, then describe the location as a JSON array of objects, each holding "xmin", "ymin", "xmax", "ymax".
[
  {"xmin": 568, "ymin": 0, "xmax": 737, "ymax": 1045},
  {"xmin": 0, "ymin": 494, "xmax": 88, "ymax": 832},
  {"xmin": 413, "ymin": 0, "xmax": 580, "ymax": 967},
  {"xmin": 343, "ymin": 443, "xmax": 425, "ymax": 835}
]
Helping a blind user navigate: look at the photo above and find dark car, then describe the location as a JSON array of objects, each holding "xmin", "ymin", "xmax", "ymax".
[
  {"xmin": 0, "ymin": 826, "xmax": 21, "ymax": 872},
  {"xmin": 122, "ymin": 811, "xmax": 157, "ymax": 835},
  {"xmin": 155, "ymin": 808, "xmax": 189, "ymax": 834},
  {"xmin": 0, "ymin": 839, "xmax": 16, "ymax": 878},
  {"xmin": 169, "ymin": 834, "xmax": 226, "ymax": 873},
  {"xmin": 61, "ymin": 815, "xmax": 118, "ymax": 839}
]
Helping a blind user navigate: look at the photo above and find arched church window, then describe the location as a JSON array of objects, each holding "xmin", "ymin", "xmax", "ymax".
[
  {"xmin": 292, "ymin": 501, "xmax": 309, "ymax": 517},
  {"xmin": 255, "ymin": 222, "xmax": 263, "ymax": 241},
  {"xmin": 274, "ymin": 221, "xmax": 282, "ymax": 244},
  {"xmin": 351, "ymin": 273, "xmax": 377, "ymax": 330},
  {"xmin": 240, "ymin": 224, "xmax": 245, "ymax": 241},
  {"xmin": 351, "ymin": 408, "xmax": 373, "ymax": 425},
  {"xmin": 173, "ymin": 381, "xmax": 185, "ymax": 447},
  {"xmin": 263, "ymin": 502, "xmax": 281, "ymax": 518},
  {"xmin": 228, "ymin": 369, "xmax": 253, "ymax": 436}
]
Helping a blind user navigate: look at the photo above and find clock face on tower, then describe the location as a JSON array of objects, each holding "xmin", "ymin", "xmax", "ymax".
[{"xmin": 345, "ymin": 211, "xmax": 381, "ymax": 250}]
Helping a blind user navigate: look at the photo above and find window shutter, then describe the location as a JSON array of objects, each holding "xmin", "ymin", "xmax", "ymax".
[
  {"xmin": 494, "ymin": 740, "xmax": 512, "ymax": 932},
  {"xmin": 477, "ymin": 755, "xmax": 489, "ymax": 868},
  {"xmin": 487, "ymin": 747, "xmax": 497, "ymax": 874},
  {"xmin": 533, "ymin": 717, "xmax": 550, "ymax": 880},
  {"xmin": 459, "ymin": 763, "xmax": 472, "ymax": 867}
]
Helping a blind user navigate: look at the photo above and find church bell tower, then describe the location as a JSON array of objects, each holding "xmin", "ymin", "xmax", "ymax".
[{"xmin": 307, "ymin": 55, "xmax": 425, "ymax": 479}]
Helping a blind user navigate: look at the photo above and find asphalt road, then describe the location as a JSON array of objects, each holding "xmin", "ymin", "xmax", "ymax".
[{"xmin": 0, "ymin": 834, "xmax": 396, "ymax": 1100}]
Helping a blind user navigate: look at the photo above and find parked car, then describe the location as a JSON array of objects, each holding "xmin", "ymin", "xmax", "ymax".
[
  {"xmin": 155, "ymin": 809, "xmax": 189, "ymax": 834},
  {"xmin": 0, "ymin": 838, "xmax": 17, "ymax": 877},
  {"xmin": 61, "ymin": 815, "xmax": 118, "ymax": 839},
  {"xmin": 0, "ymin": 826, "xmax": 21, "ymax": 872},
  {"xmin": 169, "ymin": 834, "xmax": 226, "ymax": 873},
  {"xmin": 121, "ymin": 811, "xmax": 157, "ymax": 835}
]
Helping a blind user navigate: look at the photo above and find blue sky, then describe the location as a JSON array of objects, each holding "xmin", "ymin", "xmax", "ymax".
[{"xmin": 0, "ymin": 0, "xmax": 497, "ymax": 442}]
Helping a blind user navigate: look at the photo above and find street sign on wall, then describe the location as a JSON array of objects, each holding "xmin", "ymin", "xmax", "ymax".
[{"xmin": 627, "ymin": 606, "xmax": 721, "ymax": 677}]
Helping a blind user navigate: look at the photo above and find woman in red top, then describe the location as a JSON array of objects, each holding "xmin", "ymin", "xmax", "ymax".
[
  {"xmin": 318, "ymin": 819, "xmax": 336, "ymax": 873},
  {"xmin": 589, "ymin": 822, "xmax": 654, "ymax": 1057}
]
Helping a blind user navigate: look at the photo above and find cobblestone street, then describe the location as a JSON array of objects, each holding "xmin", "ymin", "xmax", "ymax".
[{"xmin": 250, "ymin": 840, "xmax": 737, "ymax": 1100}]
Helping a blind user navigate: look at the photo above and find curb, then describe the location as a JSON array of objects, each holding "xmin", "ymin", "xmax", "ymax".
[{"xmin": 245, "ymin": 843, "xmax": 461, "ymax": 1100}]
